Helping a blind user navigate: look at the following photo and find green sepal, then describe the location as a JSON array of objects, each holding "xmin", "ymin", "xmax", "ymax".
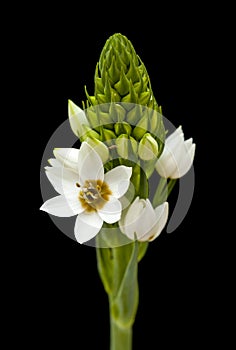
[
  {"xmin": 121, "ymin": 80, "xmax": 138, "ymax": 103},
  {"xmin": 126, "ymin": 52, "xmax": 139, "ymax": 82},
  {"xmin": 108, "ymin": 55, "xmax": 121, "ymax": 84},
  {"xmin": 139, "ymin": 91, "xmax": 151, "ymax": 105},
  {"xmin": 114, "ymin": 67, "xmax": 130, "ymax": 96}
]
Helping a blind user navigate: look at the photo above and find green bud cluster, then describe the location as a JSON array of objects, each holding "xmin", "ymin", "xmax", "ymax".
[
  {"xmin": 87, "ymin": 34, "xmax": 159, "ymax": 108},
  {"xmin": 83, "ymin": 33, "xmax": 165, "ymax": 158}
]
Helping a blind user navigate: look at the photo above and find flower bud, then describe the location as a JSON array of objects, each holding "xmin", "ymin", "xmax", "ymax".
[
  {"xmin": 68, "ymin": 100, "xmax": 89, "ymax": 137},
  {"xmin": 155, "ymin": 126, "xmax": 196, "ymax": 179},
  {"xmin": 116, "ymin": 134, "xmax": 129, "ymax": 159},
  {"xmin": 138, "ymin": 133, "xmax": 159, "ymax": 161},
  {"xmin": 114, "ymin": 122, "xmax": 132, "ymax": 136},
  {"xmin": 132, "ymin": 115, "xmax": 149, "ymax": 141},
  {"xmin": 109, "ymin": 103, "xmax": 126, "ymax": 123},
  {"xmin": 85, "ymin": 137, "xmax": 109, "ymax": 164},
  {"xmin": 119, "ymin": 197, "xmax": 169, "ymax": 242},
  {"xmin": 101, "ymin": 128, "xmax": 117, "ymax": 145},
  {"xmin": 130, "ymin": 136, "xmax": 138, "ymax": 154}
]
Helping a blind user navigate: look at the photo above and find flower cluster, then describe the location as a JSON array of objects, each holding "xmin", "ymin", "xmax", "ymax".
[
  {"xmin": 40, "ymin": 34, "xmax": 195, "ymax": 245},
  {"xmin": 41, "ymin": 104, "xmax": 195, "ymax": 244}
]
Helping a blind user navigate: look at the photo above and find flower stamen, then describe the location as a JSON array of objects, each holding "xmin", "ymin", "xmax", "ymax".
[{"xmin": 78, "ymin": 180, "xmax": 112, "ymax": 212}]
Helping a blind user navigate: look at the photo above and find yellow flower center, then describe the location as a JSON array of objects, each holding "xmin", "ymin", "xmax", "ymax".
[{"xmin": 77, "ymin": 180, "xmax": 112, "ymax": 212}]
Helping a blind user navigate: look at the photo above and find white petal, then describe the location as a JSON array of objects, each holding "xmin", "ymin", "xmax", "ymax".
[
  {"xmin": 104, "ymin": 166, "xmax": 132, "ymax": 198},
  {"xmin": 48, "ymin": 158, "xmax": 62, "ymax": 167},
  {"xmin": 123, "ymin": 198, "xmax": 156, "ymax": 240},
  {"xmin": 124, "ymin": 199, "xmax": 147, "ymax": 239},
  {"xmin": 156, "ymin": 128, "xmax": 185, "ymax": 178},
  {"xmin": 166, "ymin": 126, "xmax": 184, "ymax": 145},
  {"xmin": 53, "ymin": 148, "xmax": 79, "ymax": 173},
  {"xmin": 120, "ymin": 197, "xmax": 141, "ymax": 229},
  {"xmin": 189, "ymin": 143, "xmax": 196, "ymax": 162},
  {"xmin": 139, "ymin": 202, "xmax": 169, "ymax": 241},
  {"xmin": 157, "ymin": 126, "xmax": 195, "ymax": 179},
  {"xmin": 171, "ymin": 143, "xmax": 195, "ymax": 179},
  {"xmin": 184, "ymin": 138, "xmax": 193, "ymax": 151},
  {"xmin": 134, "ymin": 199, "xmax": 157, "ymax": 240},
  {"xmin": 74, "ymin": 211, "xmax": 103, "ymax": 244},
  {"xmin": 119, "ymin": 197, "xmax": 140, "ymax": 234},
  {"xmin": 40, "ymin": 195, "xmax": 83, "ymax": 217},
  {"xmin": 155, "ymin": 147, "xmax": 178, "ymax": 178},
  {"xmin": 78, "ymin": 142, "xmax": 104, "ymax": 184},
  {"xmin": 98, "ymin": 197, "xmax": 122, "ymax": 224},
  {"xmin": 46, "ymin": 166, "xmax": 79, "ymax": 195}
]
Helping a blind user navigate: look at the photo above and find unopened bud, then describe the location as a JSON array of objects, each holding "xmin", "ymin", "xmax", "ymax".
[
  {"xmin": 116, "ymin": 134, "xmax": 129, "ymax": 159},
  {"xmin": 138, "ymin": 133, "xmax": 159, "ymax": 161},
  {"xmin": 132, "ymin": 115, "xmax": 149, "ymax": 141},
  {"xmin": 101, "ymin": 128, "xmax": 116, "ymax": 144},
  {"xmin": 114, "ymin": 122, "xmax": 132, "ymax": 136},
  {"xmin": 68, "ymin": 100, "xmax": 89, "ymax": 138},
  {"xmin": 85, "ymin": 137, "xmax": 109, "ymax": 164}
]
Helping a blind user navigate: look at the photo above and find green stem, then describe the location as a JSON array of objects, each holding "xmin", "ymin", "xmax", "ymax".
[
  {"xmin": 110, "ymin": 311, "xmax": 132, "ymax": 350},
  {"xmin": 167, "ymin": 179, "xmax": 177, "ymax": 196},
  {"xmin": 153, "ymin": 178, "xmax": 178, "ymax": 207},
  {"xmin": 152, "ymin": 177, "xmax": 167, "ymax": 207}
]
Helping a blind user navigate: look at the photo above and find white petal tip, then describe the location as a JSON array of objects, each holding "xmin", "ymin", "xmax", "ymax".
[
  {"xmin": 39, "ymin": 204, "xmax": 46, "ymax": 212},
  {"xmin": 76, "ymin": 239, "xmax": 84, "ymax": 245}
]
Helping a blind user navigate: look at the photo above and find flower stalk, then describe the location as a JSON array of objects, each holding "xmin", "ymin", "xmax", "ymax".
[{"xmin": 110, "ymin": 312, "xmax": 132, "ymax": 350}]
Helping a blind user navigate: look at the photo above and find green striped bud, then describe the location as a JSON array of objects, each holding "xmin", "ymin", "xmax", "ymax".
[
  {"xmin": 116, "ymin": 134, "xmax": 129, "ymax": 159},
  {"xmin": 90, "ymin": 33, "xmax": 156, "ymax": 107},
  {"xmin": 74, "ymin": 33, "xmax": 166, "ymax": 159},
  {"xmin": 101, "ymin": 128, "xmax": 116, "ymax": 144},
  {"xmin": 130, "ymin": 136, "xmax": 138, "ymax": 155},
  {"xmin": 114, "ymin": 122, "xmax": 132, "ymax": 136},
  {"xmin": 116, "ymin": 135, "xmax": 138, "ymax": 162},
  {"xmin": 84, "ymin": 34, "xmax": 164, "ymax": 140},
  {"xmin": 132, "ymin": 114, "xmax": 149, "ymax": 140},
  {"xmin": 138, "ymin": 133, "xmax": 159, "ymax": 161}
]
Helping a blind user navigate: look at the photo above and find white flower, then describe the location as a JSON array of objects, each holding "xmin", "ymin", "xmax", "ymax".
[
  {"xmin": 119, "ymin": 197, "xmax": 169, "ymax": 242},
  {"xmin": 155, "ymin": 126, "xmax": 196, "ymax": 179},
  {"xmin": 40, "ymin": 142, "xmax": 132, "ymax": 244}
]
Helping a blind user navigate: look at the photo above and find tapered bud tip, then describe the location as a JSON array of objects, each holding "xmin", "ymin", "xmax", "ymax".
[{"xmin": 68, "ymin": 99, "xmax": 83, "ymax": 117}]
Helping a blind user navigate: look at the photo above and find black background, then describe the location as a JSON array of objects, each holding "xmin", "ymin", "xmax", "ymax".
[{"xmin": 19, "ymin": 7, "xmax": 223, "ymax": 349}]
